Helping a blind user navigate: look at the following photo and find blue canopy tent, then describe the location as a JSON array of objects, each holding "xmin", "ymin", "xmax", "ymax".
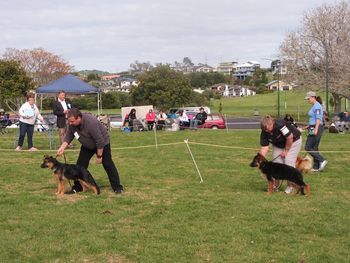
[{"xmin": 36, "ymin": 74, "xmax": 102, "ymax": 114}]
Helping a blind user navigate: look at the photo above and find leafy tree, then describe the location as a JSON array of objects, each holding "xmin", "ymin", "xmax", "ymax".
[
  {"xmin": 182, "ymin": 57, "xmax": 194, "ymax": 67},
  {"xmin": 2, "ymin": 48, "xmax": 73, "ymax": 88},
  {"xmin": 129, "ymin": 60, "xmax": 153, "ymax": 75},
  {"xmin": 87, "ymin": 73, "xmax": 99, "ymax": 82},
  {"xmin": 131, "ymin": 65, "xmax": 194, "ymax": 109},
  {"xmin": 280, "ymin": 1, "xmax": 350, "ymax": 112},
  {"xmin": 189, "ymin": 72, "xmax": 229, "ymax": 88},
  {"xmin": 0, "ymin": 60, "xmax": 33, "ymax": 111}
]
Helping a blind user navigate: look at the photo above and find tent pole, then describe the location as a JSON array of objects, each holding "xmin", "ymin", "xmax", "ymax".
[{"xmin": 97, "ymin": 92, "xmax": 100, "ymax": 115}]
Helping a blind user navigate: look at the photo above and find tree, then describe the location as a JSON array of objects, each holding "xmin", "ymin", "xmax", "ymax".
[
  {"xmin": 129, "ymin": 60, "xmax": 153, "ymax": 75},
  {"xmin": 279, "ymin": 1, "xmax": 350, "ymax": 112},
  {"xmin": 131, "ymin": 65, "xmax": 195, "ymax": 109},
  {"xmin": 87, "ymin": 73, "xmax": 100, "ymax": 82},
  {"xmin": 0, "ymin": 60, "xmax": 33, "ymax": 111},
  {"xmin": 2, "ymin": 48, "xmax": 73, "ymax": 88},
  {"xmin": 189, "ymin": 72, "xmax": 230, "ymax": 88},
  {"xmin": 182, "ymin": 57, "xmax": 194, "ymax": 67}
]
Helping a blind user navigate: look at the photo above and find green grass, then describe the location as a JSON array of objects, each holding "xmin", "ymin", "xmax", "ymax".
[
  {"xmin": 210, "ymin": 90, "xmax": 315, "ymax": 119},
  {"xmin": 1, "ymin": 128, "xmax": 349, "ymax": 262}
]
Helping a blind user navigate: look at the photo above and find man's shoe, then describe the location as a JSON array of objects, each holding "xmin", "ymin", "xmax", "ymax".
[
  {"xmin": 115, "ymin": 189, "xmax": 123, "ymax": 194},
  {"xmin": 15, "ymin": 146, "xmax": 22, "ymax": 151},
  {"xmin": 311, "ymin": 168, "xmax": 319, "ymax": 172},
  {"xmin": 318, "ymin": 160, "xmax": 328, "ymax": 171}
]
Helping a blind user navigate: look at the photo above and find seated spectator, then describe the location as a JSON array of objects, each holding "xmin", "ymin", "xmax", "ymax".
[
  {"xmin": 190, "ymin": 107, "xmax": 207, "ymax": 130},
  {"xmin": 178, "ymin": 110, "xmax": 189, "ymax": 130},
  {"xmin": 146, "ymin": 109, "xmax": 156, "ymax": 131},
  {"xmin": 124, "ymin": 108, "xmax": 137, "ymax": 131},
  {"xmin": 157, "ymin": 110, "xmax": 167, "ymax": 130},
  {"xmin": 335, "ymin": 111, "xmax": 349, "ymax": 132}
]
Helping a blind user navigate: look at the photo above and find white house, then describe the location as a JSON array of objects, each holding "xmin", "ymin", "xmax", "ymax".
[
  {"xmin": 266, "ymin": 80, "xmax": 294, "ymax": 91},
  {"xmin": 233, "ymin": 61, "xmax": 260, "ymax": 80}
]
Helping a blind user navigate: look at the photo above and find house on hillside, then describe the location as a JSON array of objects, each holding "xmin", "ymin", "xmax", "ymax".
[
  {"xmin": 215, "ymin": 61, "xmax": 237, "ymax": 75},
  {"xmin": 224, "ymin": 85, "xmax": 256, "ymax": 97},
  {"xmin": 195, "ymin": 65, "xmax": 214, "ymax": 73},
  {"xmin": 266, "ymin": 80, "xmax": 294, "ymax": 91},
  {"xmin": 100, "ymin": 74, "xmax": 120, "ymax": 80},
  {"xmin": 233, "ymin": 61, "xmax": 260, "ymax": 80},
  {"xmin": 211, "ymin": 84, "xmax": 256, "ymax": 97}
]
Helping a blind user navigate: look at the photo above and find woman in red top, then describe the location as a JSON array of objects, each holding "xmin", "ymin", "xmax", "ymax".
[{"xmin": 146, "ymin": 109, "xmax": 156, "ymax": 131}]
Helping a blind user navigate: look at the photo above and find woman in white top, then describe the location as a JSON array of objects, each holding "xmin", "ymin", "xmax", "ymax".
[{"xmin": 16, "ymin": 93, "xmax": 44, "ymax": 151}]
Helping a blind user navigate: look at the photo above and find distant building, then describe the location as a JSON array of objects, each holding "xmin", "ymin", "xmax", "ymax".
[
  {"xmin": 233, "ymin": 61, "xmax": 260, "ymax": 80},
  {"xmin": 215, "ymin": 61, "xmax": 237, "ymax": 75},
  {"xmin": 194, "ymin": 65, "xmax": 214, "ymax": 73},
  {"xmin": 265, "ymin": 80, "xmax": 294, "ymax": 91},
  {"xmin": 211, "ymin": 84, "xmax": 256, "ymax": 97},
  {"xmin": 94, "ymin": 76, "xmax": 138, "ymax": 93},
  {"xmin": 100, "ymin": 74, "xmax": 120, "ymax": 80}
]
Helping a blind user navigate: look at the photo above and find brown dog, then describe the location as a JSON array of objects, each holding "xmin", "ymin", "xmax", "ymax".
[
  {"xmin": 295, "ymin": 155, "xmax": 313, "ymax": 174},
  {"xmin": 40, "ymin": 155, "xmax": 100, "ymax": 195}
]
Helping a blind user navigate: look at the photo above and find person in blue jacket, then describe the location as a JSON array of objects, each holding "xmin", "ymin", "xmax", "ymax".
[{"xmin": 304, "ymin": 91, "xmax": 328, "ymax": 172}]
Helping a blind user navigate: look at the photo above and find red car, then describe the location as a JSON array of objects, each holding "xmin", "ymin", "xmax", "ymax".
[{"xmin": 197, "ymin": 114, "xmax": 226, "ymax": 129}]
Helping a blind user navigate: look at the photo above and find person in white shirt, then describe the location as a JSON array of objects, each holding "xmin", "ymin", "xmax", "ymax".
[
  {"xmin": 16, "ymin": 93, "xmax": 44, "ymax": 151},
  {"xmin": 178, "ymin": 110, "xmax": 189, "ymax": 130},
  {"xmin": 53, "ymin": 90, "xmax": 72, "ymax": 145},
  {"xmin": 156, "ymin": 110, "xmax": 167, "ymax": 130}
]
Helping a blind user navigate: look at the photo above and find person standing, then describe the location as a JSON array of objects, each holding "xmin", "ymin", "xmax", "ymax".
[
  {"xmin": 57, "ymin": 108, "xmax": 123, "ymax": 194},
  {"xmin": 124, "ymin": 108, "xmax": 136, "ymax": 132},
  {"xmin": 145, "ymin": 109, "xmax": 156, "ymax": 130},
  {"xmin": 53, "ymin": 90, "xmax": 72, "ymax": 145},
  {"xmin": 16, "ymin": 93, "xmax": 45, "ymax": 151},
  {"xmin": 304, "ymin": 91, "xmax": 328, "ymax": 172},
  {"xmin": 259, "ymin": 115, "xmax": 302, "ymax": 194}
]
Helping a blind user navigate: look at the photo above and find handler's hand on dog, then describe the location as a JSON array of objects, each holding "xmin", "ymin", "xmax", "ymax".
[
  {"xmin": 57, "ymin": 146, "xmax": 65, "ymax": 156},
  {"xmin": 280, "ymin": 150, "xmax": 288, "ymax": 158},
  {"xmin": 96, "ymin": 157, "xmax": 102, "ymax": 164}
]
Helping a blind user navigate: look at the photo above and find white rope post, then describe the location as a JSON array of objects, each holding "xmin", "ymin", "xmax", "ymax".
[
  {"xmin": 184, "ymin": 139, "xmax": 203, "ymax": 183},
  {"xmin": 153, "ymin": 125, "xmax": 158, "ymax": 150}
]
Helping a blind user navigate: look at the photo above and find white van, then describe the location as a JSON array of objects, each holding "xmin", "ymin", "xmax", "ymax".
[{"xmin": 176, "ymin": 106, "xmax": 211, "ymax": 114}]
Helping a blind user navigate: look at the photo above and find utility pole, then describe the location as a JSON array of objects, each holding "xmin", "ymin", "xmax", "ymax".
[{"xmin": 325, "ymin": 48, "xmax": 329, "ymax": 113}]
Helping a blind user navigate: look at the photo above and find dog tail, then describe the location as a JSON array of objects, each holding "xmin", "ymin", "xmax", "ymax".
[{"xmin": 82, "ymin": 169, "xmax": 100, "ymax": 195}]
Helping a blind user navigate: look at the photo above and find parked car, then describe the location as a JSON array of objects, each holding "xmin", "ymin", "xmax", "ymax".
[
  {"xmin": 109, "ymin": 114, "xmax": 123, "ymax": 129},
  {"xmin": 197, "ymin": 114, "xmax": 226, "ymax": 129}
]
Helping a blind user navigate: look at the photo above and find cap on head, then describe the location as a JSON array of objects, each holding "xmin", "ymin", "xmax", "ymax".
[{"xmin": 305, "ymin": 91, "xmax": 316, "ymax": 100}]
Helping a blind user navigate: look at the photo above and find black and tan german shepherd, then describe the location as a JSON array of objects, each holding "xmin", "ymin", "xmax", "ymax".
[
  {"xmin": 250, "ymin": 153, "xmax": 310, "ymax": 195},
  {"xmin": 40, "ymin": 155, "xmax": 100, "ymax": 195}
]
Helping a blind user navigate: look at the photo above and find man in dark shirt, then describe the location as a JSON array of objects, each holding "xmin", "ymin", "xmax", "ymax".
[
  {"xmin": 190, "ymin": 107, "xmax": 208, "ymax": 130},
  {"xmin": 53, "ymin": 90, "xmax": 72, "ymax": 145},
  {"xmin": 57, "ymin": 108, "xmax": 123, "ymax": 194},
  {"xmin": 259, "ymin": 115, "xmax": 302, "ymax": 194}
]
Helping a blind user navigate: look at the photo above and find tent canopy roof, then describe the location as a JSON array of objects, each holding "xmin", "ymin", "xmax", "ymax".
[{"xmin": 36, "ymin": 74, "xmax": 98, "ymax": 94}]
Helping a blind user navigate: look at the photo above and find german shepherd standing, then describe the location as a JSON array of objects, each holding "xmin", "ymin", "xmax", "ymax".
[
  {"xmin": 40, "ymin": 155, "xmax": 100, "ymax": 195},
  {"xmin": 250, "ymin": 153, "xmax": 310, "ymax": 195}
]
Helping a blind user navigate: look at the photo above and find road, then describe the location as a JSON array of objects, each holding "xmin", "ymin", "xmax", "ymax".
[{"xmin": 225, "ymin": 116, "xmax": 261, "ymax": 129}]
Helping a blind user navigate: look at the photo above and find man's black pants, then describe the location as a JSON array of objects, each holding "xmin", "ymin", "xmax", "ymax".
[{"xmin": 72, "ymin": 144, "xmax": 123, "ymax": 192}]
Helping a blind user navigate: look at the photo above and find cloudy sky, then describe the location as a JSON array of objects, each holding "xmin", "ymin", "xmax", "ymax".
[{"xmin": 0, "ymin": 0, "xmax": 337, "ymax": 72}]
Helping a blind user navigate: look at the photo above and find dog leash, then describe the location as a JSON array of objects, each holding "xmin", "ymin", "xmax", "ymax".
[{"xmin": 270, "ymin": 154, "xmax": 281, "ymax": 162}]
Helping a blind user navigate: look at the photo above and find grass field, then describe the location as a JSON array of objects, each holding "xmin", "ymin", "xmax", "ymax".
[
  {"xmin": 0, "ymin": 128, "xmax": 349, "ymax": 262},
  {"xmin": 97, "ymin": 90, "xmax": 338, "ymax": 122}
]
